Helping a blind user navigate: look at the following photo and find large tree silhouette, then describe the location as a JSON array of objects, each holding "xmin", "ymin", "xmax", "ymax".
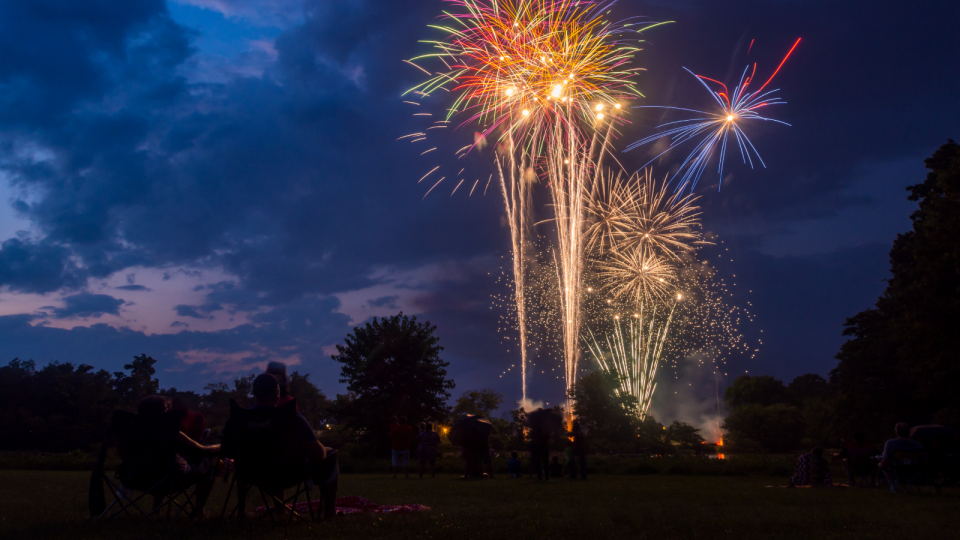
[
  {"xmin": 832, "ymin": 140, "xmax": 960, "ymax": 434},
  {"xmin": 332, "ymin": 313, "xmax": 454, "ymax": 453}
]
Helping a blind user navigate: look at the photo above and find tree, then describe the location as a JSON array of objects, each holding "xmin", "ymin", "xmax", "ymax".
[
  {"xmin": 832, "ymin": 141, "xmax": 960, "ymax": 434},
  {"xmin": 452, "ymin": 389, "xmax": 504, "ymax": 419},
  {"xmin": 112, "ymin": 354, "xmax": 160, "ymax": 410},
  {"xmin": 332, "ymin": 313, "xmax": 455, "ymax": 453},
  {"xmin": 786, "ymin": 374, "xmax": 828, "ymax": 407},
  {"xmin": 666, "ymin": 420, "xmax": 706, "ymax": 451},
  {"xmin": 723, "ymin": 375, "xmax": 788, "ymax": 409},
  {"xmin": 288, "ymin": 371, "xmax": 334, "ymax": 430},
  {"xmin": 0, "ymin": 358, "xmax": 117, "ymax": 451},
  {"xmin": 569, "ymin": 371, "xmax": 639, "ymax": 446},
  {"xmin": 722, "ymin": 403, "xmax": 804, "ymax": 453}
]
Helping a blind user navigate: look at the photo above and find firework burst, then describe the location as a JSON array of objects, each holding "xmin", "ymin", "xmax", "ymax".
[
  {"xmin": 625, "ymin": 38, "xmax": 800, "ymax": 190},
  {"xmin": 407, "ymin": 0, "xmax": 659, "ymax": 155}
]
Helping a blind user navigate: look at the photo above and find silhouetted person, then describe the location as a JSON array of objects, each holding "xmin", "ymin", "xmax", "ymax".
[
  {"xmin": 507, "ymin": 451, "xmax": 522, "ymax": 478},
  {"xmin": 137, "ymin": 395, "xmax": 220, "ymax": 518},
  {"xmin": 789, "ymin": 447, "xmax": 831, "ymax": 487},
  {"xmin": 835, "ymin": 432, "xmax": 876, "ymax": 486},
  {"xmin": 548, "ymin": 455, "xmax": 564, "ymax": 478},
  {"xmin": 418, "ymin": 423, "xmax": 440, "ymax": 479},
  {"xmin": 390, "ymin": 416, "xmax": 413, "ymax": 479},
  {"xmin": 529, "ymin": 423, "xmax": 549, "ymax": 480},
  {"xmin": 879, "ymin": 422, "xmax": 925, "ymax": 492},
  {"xmin": 266, "ymin": 362, "xmax": 296, "ymax": 409},
  {"xmin": 248, "ymin": 374, "xmax": 338, "ymax": 518},
  {"xmin": 571, "ymin": 421, "xmax": 587, "ymax": 480}
]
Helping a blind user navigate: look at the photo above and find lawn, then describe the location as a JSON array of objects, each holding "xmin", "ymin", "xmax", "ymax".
[{"xmin": 0, "ymin": 470, "xmax": 956, "ymax": 539}]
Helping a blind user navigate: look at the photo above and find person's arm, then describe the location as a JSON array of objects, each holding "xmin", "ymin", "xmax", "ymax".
[
  {"xmin": 303, "ymin": 438, "xmax": 327, "ymax": 462},
  {"xmin": 878, "ymin": 441, "xmax": 891, "ymax": 468},
  {"xmin": 177, "ymin": 431, "xmax": 220, "ymax": 454}
]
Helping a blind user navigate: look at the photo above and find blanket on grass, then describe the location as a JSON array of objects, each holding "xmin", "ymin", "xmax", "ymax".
[{"xmin": 256, "ymin": 495, "xmax": 430, "ymax": 515}]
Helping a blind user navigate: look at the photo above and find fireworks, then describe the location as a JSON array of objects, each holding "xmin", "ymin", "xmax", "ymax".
[
  {"xmin": 407, "ymin": 3, "xmax": 784, "ymax": 422},
  {"xmin": 407, "ymin": 0, "xmax": 652, "ymax": 155},
  {"xmin": 584, "ymin": 302, "xmax": 675, "ymax": 418},
  {"xmin": 625, "ymin": 38, "xmax": 801, "ymax": 190},
  {"xmin": 407, "ymin": 0, "xmax": 655, "ymax": 408}
]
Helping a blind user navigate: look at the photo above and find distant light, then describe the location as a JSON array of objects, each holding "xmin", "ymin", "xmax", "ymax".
[
  {"xmin": 596, "ymin": 113, "xmax": 604, "ymax": 120},
  {"xmin": 552, "ymin": 84, "xmax": 563, "ymax": 98},
  {"xmin": 595, "ymin": 103, "xmax": 604, "ymax": 111},
  {"xmin": 506, "ymin": 88, "xmax": 515, "ymax": 97},
  {"xmin": 677, "ymin": 293, "xmax": 683, "ymax": 300},
  {"xmin": 614, "ymin": 104, "xmax": 621, "ymax": 109},
  {"xmin": 522, "ymin": 109, "xmax": 530, "ymax": 116},
  {"xmin": 726, "ymin": 115, "xmax": 735, "ymax": 122}
]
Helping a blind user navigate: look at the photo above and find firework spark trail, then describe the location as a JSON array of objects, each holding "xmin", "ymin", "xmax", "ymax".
[
  {"xmin": 581, "ymin": 169, "xmax": 704, "ymax": 415},
  {"xmin": 584, "ymin": 301, "xmax": 676, "ymax": 418},
  {"xmin": 546, "ymin": 114, "xmax": 621, "ymax": 421},
  {"xmin": 495, "ymin": 144, "xmax": 533, "ymax": 400},
  {"xmin": 625, "ymin": 38, "xmax": 800, "ymax": 190}
]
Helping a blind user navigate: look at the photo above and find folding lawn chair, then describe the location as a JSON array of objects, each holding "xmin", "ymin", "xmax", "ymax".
[
  {"xmin": 890, "ymin": 450, "xmax": 929, "ymax": 493},
  {"xmin": 89, "ymin": 410, "xmax": 211, "ymax": 521},
  {"xmin": 219, "ymin": 399, "xmax": 326, "ymax": 523}
]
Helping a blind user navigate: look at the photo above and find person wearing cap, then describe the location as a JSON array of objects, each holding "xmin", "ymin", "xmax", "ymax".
[{"xmin": 266, "ymin": 362, "xmax": 297, "ymax": 409}]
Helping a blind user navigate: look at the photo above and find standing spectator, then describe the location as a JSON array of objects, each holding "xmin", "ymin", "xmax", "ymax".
[
  {"xmin": 529, "ymin": 424, "xmax": 549, "ymax": 480},
  {"xmin": 564, "ymin": 445, "xmax": 577, "ymax": 480},
  {"xmin": 507, "ymin": 451, "xmax": 523, "ymax": 478},
  {"xmin": 390, "ymin": 416, "xmax": 414, "ymax": 479},
  {"xmin": 879, "ymin": 422, "xmax": 925, "ymax": 493},
  {"xmin": 418, "ymin": 423, "xmax": 441, "ymax": 479},
  {"xmin": 834, "ymin": 433, "xmax": 876, "ymax": 486},
  {"xmin": 571, "ymin": 421, "xmax": 587, "ymax": 480}
]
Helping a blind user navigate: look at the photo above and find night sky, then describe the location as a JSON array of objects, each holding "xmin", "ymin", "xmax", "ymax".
[{"xmin": 0, "ymin": 1, "xmax": 958, "ymax": 425}]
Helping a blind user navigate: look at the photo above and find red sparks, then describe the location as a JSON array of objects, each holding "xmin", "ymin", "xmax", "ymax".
[{"xmin": 755, "ymin": 37, "xmax": 801, "ymax": 94}]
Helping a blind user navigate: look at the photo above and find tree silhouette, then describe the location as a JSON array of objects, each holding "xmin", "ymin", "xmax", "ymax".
[
  {"xmin": 833, "ymin": 140, "xmax": 960, "ymax": 434},
  {"xmin": 332, "ymin": 312, "xmax": 454, "ymax": 453}
]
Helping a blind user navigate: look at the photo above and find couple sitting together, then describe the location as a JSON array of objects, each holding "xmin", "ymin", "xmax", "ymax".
[{"xmin": 96, "ymin": 364, "xmax": 337, "ymax": 520}]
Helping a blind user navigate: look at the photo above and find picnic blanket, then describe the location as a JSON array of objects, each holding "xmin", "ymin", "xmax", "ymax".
[{"xmin": 256, "ymin": 495, "xmax": 430, "ymax": 515}]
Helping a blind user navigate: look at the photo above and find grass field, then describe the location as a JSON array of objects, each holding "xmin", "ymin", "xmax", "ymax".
[{"xmin": 1, "ymin": 470, "xmax": 957, "ymax": 539}]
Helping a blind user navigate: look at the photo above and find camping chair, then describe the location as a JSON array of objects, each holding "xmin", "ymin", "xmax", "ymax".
[
  {"xmin": 89, "ymin": 410, "xmax": 213, "ymax": 521},
  {"xmin": 219, "ymin": 399, "xmax": 324, "ymax": 523},
  {"xmin": 890, "ymin": 450, "xmax": 929, "ymax": 493}
]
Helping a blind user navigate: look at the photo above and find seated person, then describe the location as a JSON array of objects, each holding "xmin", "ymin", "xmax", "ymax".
[
  {"xmin": 788, "ymin": 447, "xmax": 832, "ymax": 486},
  {"xmin": 247, "ymin": 373, "xmax": 338, "ymax": 518},
  {"xmin": 879, "ymin": 422, "xmax": 925, "ymax": 492},
  {"xmin": 266, "ymin": 362, "xmax": 298, "ymax": 409},
  {"xmin": 507, "ymin": 451, "xmax": 523, "ymax": 478},
  {"xmin": 137, "ymin": 395, "xmax": 220, "ymax": 517},
  {"xmin": 548, "ymin": 455, "xmax": 564, "ymax": 479},
  {"xmin": 418, "ymin": 423, "xmax": 441, "ymax": 479}
]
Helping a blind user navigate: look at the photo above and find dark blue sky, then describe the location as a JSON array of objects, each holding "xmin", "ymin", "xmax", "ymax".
[{"xmin": 0, "ymin": 0, "xmax": 957, "ymax": 425}]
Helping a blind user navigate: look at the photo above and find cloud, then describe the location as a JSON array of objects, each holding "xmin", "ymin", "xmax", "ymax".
[
  {"xmin": 52, "ymin": 293, "xmax": 124, "ymax": 319},
  {"xmin": 367, "ymin": 295, "xmax": 398, "ymax": 308},
  {"xmin": 116, "ymin": 284, "xmax": 151, "ymax": 291},
  {"xmin": 0, "ymin": 238, "xmax": 86, "ymax": 293}
]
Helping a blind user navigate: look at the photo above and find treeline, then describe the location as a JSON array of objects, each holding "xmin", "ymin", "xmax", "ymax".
[
  {"xmin": 0, "ymin": 354, "xmax": 335, "ymax": 453},
  {"xmin": 724, "ymin": 141, "xmax": 960, "ymax": 451}
]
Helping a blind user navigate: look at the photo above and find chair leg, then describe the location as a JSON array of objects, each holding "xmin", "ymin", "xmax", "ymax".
[{"xmin": 220, "ymin": 474, "xmax": 237, "ymax": 520}]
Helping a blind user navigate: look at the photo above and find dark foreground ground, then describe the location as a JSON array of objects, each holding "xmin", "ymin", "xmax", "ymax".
[{"xmin": 1, "ymin": 471, "xmax": 957, "ymax": 540}]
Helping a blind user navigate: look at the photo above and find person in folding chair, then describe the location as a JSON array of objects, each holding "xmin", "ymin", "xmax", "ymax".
[
  {"xmin": 221, "ymin": 373, "xmax": 338, "ymax": 521},
  {"xmin": 879, "ymin": 422, "xmax": 926, "ymax": 493},
  {"xmin": 89, "ymin": 395, "xmax": 221, "ymax": 521}
]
